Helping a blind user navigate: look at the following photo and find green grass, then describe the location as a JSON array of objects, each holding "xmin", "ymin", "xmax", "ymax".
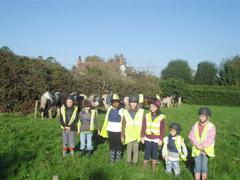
[{"xmin": 0, "ymin": 104, "xmax": 240, "ymax": 180}]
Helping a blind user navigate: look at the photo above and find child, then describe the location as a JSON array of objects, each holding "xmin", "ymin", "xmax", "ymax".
[
  {"xmin": 162, "ymin": 123, "xmax": 188, "ymax": 178},
  {"xmin": 141, "ymin": 98, "xmax": 166, "ymax": 172},
  {"xmin": 77, "ymin": 98, "xmax": 100, "ymax": 159},
  {"xmin": 100, "ymin": 94, "xmax": 124, "ymax": 164},
  {"xmin": 188, "ymin": 107, "xmax": 216, "ymax": 180},
  {"xmin": 121, "ymin": 94, "xmax": 144, "ymax": 166},
  {"xmin": 60, "ymin": 95, "xmax": 79, "ymax": 157}
]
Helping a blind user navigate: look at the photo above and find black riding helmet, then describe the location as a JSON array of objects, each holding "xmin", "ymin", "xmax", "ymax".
[
  {"xmin": 198, "ymin": 107, "xmax": 211, "ymax": 117},
  {"xmin": 169, "ymin": 123, "xmax": 181, "ymax": 134},
  {"xmin": 65, "ymin": 95, "xmax": 74, "ymax": 101},
  {"xmin": 129, "ymin": 94, "xmax": 139, "ymax": 103}
]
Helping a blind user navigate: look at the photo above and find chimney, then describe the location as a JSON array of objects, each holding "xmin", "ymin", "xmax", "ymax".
[
  {"xmin": 119, "ymin": 54, "xmax": 124, "ymax": 65},
  {"xmin": 77, "ymin": 56, "xmax": 82, "ymax": 67}
]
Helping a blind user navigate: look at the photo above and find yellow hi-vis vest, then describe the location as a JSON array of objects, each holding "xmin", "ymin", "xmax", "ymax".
[
  {"xmin": 139, "ymin": 94, "xmax": 144, "ymax": 104},
  {"xmin": 123, "ymin": 109, "xmax": 144, "ymax": 145},
  {"xmin": 163, "ymin": 135, "xmax": 187, "ymax": 164},
  {"xmin": 100, "ymin": 106, "xmax": 123, "ymax": 138},
  {"xmin": 77, "ymin": 110, "xmax": 96, "ymax": 133},
  {"xmin": 192, "ymin": 122, "xmax": 215, "ymax": 158},
  {"xmin": 146, "ymin": 112, "xmax": 165, "ymax": 136},
  {"xmin": 60, "ymin": 105, "xmax": 78, "ymax": 129}
]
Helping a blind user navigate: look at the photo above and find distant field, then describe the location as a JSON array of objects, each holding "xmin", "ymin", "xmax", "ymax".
[{"xmin": 0, "ymin": 104, "xmax": 239, "ymax": 180}]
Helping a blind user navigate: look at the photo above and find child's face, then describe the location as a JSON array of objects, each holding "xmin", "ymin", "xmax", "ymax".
[
  {"xmin": 84, "ymin": 106, "xmax": 90, "ymax": 111},
  {"xmin": 66, "ymin": 99, "xmax": 73, "ymax": 107},
  {"xmin": 130, "ymin": 102, "xmax": 137, "ymax": 110},
  {"xmin": 150, "ymin": 104, "xmax": 158, "ymax": 113},
  {"xmin": 199, "ymin": 115, "xmax": 208, "ymax": 123},
  {"xmin": 112, "ymin": 101, "xmax": 120, "ymax": 108},
  {"xmin": 170, "ymin": 128, "xmax": 178, "ymax": 137}
]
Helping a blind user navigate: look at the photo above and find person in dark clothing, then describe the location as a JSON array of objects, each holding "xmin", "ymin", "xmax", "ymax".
[{"xmin": 60, "ymin": 95, "xmax": 79, "ymax": 157}]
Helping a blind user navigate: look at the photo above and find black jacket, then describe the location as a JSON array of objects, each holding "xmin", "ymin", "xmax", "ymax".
[{"xmin": 60, "ymin": 106, "xmax": 79, "ymax": 131}]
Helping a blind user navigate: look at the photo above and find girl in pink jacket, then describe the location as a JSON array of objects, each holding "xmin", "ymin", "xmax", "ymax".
[{"xmin": 188, "ymin": 107, "xmax": 216, "ymax": 180}]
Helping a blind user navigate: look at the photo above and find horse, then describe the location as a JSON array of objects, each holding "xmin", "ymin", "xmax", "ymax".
[{"xmin": 36, "ymin": 91, "xmax": 65, "ymax": 119}]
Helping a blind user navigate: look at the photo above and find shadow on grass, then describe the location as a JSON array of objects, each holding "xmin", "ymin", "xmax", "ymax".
[
  {"xmin": 0, "ymin": 149, "xmax": 37, "ymax": 180},
  {"xmin": 88, "ymin": 167, "xmax": 110, "ymax": 180}
]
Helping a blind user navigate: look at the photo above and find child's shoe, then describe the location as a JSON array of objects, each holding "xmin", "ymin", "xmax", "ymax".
[
  {"xmin": 81, "ymin": 149, "xmax": 85, "ymax": 157},
  {"xmin": 62, "ymin": 150, "xmax": 67, "ymax": 158},
  {"xmin": 88, "ymin": 150, "xmax": 92, "ymax": 159},
  {"xmin": 174, "ymin": 174, "xmax": 179, "ymax": 178},
  {"xmin": 142, "ymin": 160, "xmax": 149, "ymax": 171}
]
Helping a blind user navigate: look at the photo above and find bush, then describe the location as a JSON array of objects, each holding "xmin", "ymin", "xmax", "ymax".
[{"xmin": 160, "ymin": 79, "xmax": 240, "ymax": 106}]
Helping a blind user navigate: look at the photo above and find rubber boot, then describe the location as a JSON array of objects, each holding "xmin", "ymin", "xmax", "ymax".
[
  {"xmin": 152, "ymin": 160, "xmax": 158, "ymax": 173},
  {"xmin": 142, "ymin": 160, "xmax": 149, "ymax": 171},
  {"xmin": 116, "ymin": 150, "xmax": 122, "ymax": 161},
  {"xmin": 88, "ymin": 150, "xmax": 92, "ymax": 159},
  {"xmin": 194, "ymin": 173, "xmax": 201, "ymax": 180},
  {"xmin": 80, "ymin": 149, "xmax": 85, "ymax": 157},
  {"xmin": 109, "ymin": 150, "xmax": 115, "ymax": 164},
  {"xmin": 70, "ymin": 150, "xmax": 74, "ymax": 156},
  {"xmin": 62, "ymin": 150, "xmax": 67, "ymax": 158},
  {"xmin": 202, "ymin": 173, "xmax": 207, "ymax": 180}
]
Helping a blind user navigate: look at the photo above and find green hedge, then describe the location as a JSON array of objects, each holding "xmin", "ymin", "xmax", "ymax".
[
  {"xmin": 160, "ymin": 79, "xmax": 240, "ymax": 106},
  {"xmin": 182, "ymin": 85, "xmax": 240, "ymax": 106}
]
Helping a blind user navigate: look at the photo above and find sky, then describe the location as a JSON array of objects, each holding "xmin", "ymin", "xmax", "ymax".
[{"xmin": 0, "ymin": 0, "xmax": 239, "ymax": 76}]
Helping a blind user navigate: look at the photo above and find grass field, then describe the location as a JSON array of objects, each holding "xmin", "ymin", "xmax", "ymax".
[{"xmin": 0, "ymin": 104, "xmax": 240, "ymax": 180}]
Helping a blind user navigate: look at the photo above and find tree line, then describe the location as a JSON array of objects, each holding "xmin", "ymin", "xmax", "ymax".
[{"xmin": 0, "ymin": 46, "xmax": 239, "ymax": 113}]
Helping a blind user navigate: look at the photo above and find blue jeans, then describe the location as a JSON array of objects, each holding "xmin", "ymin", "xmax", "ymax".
[
  {"xmin": 194, "ymin": 153, "xmax": 209, "ymax": 173},
  {"xmin": 144, "ymin": 141, "xmax": 158, "ymax": 160},
  {"xmin": 80, "ymin": 133, "xmax": 93, "ymax": 151},
  {"xmin": 166, "ymin": 159, "xmax": 180, "ymax": 175}
]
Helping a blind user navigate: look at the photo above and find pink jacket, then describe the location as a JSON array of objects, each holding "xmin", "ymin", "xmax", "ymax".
[{"xmin": 188, "ymin": 120, "xmax": 216, "ymax": 154}]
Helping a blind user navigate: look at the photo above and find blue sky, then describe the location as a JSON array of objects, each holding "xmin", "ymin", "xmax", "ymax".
[{"xmin": 0, "ymin": 0, "xmax": 239, "ymax": 76}]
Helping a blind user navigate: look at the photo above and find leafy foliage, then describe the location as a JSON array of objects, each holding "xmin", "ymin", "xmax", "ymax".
[
  {"xmin": 218, "ymin": 55, "xmax": 240, "ymax": 88},
  {"xmin": 161, "ymin": 59, "xmax": 192, "ymax": 83},
  {"xmin": 85, "ymin": 55, "xmax": 104, "ymax": 62},
  {"xmin": 195, "ymin": 61, "xmax": 218, "ymax": 85}
]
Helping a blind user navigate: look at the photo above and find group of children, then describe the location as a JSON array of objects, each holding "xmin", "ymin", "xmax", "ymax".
[{"xmin": 60, "ymin": 93, "xmax": 216, "ymax": 180}]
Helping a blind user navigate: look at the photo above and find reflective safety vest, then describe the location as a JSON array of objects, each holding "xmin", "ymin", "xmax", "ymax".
[
  {"xmin": 192, "ymin": 122, "xmax": 215, "ymax": 158},
  {"xmin": 60, "ymin": 105, "xmax": 78, "ymax": 129},
  {"xmin": 163, "ymin": 135, "xmax": 187, "ymax": 164},
  {"xmin": 100, "ymin": 106, "xmax": 123, "ymax": 138},
  {"xmin": 139, "ymin": 94, "xmax": 144, "ymax": 104},
  {"xmin": 146, "ymin": 112, "xmax": 165, "ymax": 136},
  {"xmin": 77, "ymin": 110, "xmax": 96, "ymax": 133},
  {"xmin": 123, "ymin": 109, "xmax": 144, "ymax": 144}
]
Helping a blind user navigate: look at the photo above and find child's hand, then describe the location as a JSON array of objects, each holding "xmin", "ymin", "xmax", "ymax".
[
  {"xmin": 121, "ymin": 137, "xmax": 124, "ymax": 143},
  {"xmin": 158, "ymin": 140, "xmax": 163, "ymax": 146},
  {"xmin": 65, "ymin": 127, "xmax": 71, "ymax": 131},
  {"xmin": 141, "ymin": 137, "xmax": 145, "ymax": 144},
  {"xmin": 197, "ymin": 144, "xmax": 203, "ymax": 150},
  {"xmin": 97, "ymin": 130, "xmax": 101, "ymax": 136},
  {"xmin": 162, "ymin": 155, "xmax": 165, "ymax": 159}
]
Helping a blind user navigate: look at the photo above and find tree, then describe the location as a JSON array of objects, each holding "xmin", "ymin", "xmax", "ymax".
[
  {"xmin": 195, "ymin": 61, "xmax": 218, "ymax": 85},
  {"xmin": 161, "ymin": 59, "xmax": 192, "ymax": 83},
  {"xmin": 85, "ymin": 55, "xmax": 104, "ymax": 62},
  {"xmin": 219, "ymin": 55, "xmax": 240, "ymax": 87}
]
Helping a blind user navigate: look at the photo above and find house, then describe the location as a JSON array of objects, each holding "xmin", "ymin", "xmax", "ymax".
[{"xmin": 77, "ymin": 54, "xmax": 133, "ymax": 76}]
